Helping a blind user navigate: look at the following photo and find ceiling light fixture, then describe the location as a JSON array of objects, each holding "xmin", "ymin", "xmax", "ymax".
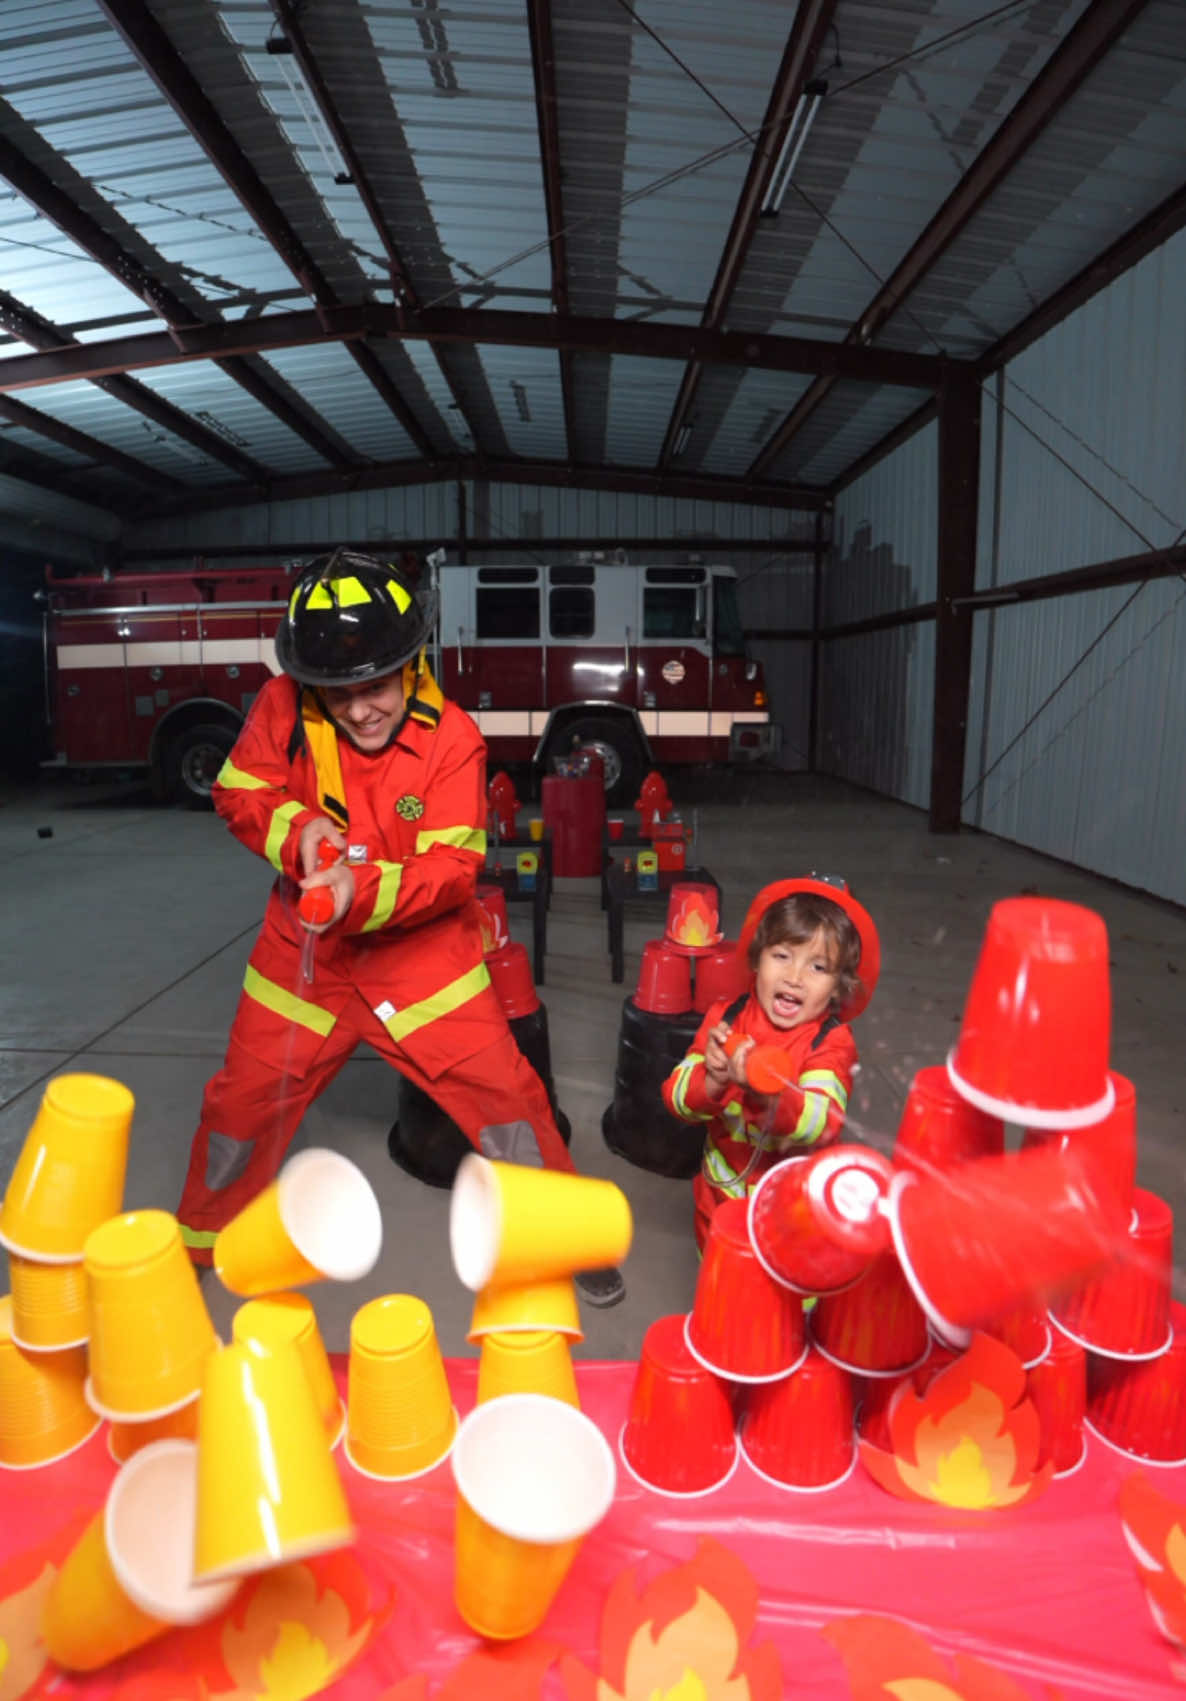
[
  {"xmin": 673, "ymin": 422, "xmax": 693, "ymax": 457},
  {"xmin": 760, "ymin": 78, "xmax": 827, "ymax": 218},
  {"xmin": 265, "ymin": 37, "xmax": 353, "ymax": 187}
]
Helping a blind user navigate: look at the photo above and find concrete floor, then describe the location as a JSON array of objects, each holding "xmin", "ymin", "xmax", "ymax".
[{"xmin": 2, "ymin": 769, "xmax": 1184, "ymax": 1361}]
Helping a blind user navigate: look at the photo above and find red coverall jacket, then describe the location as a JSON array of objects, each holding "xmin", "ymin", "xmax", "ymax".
[
  {"xmin": 178, "ymin": 668, "xmax": 571, "ymax": 1257},
  {"xmin": 662, "ymin": 991, "xmax": 857, "ymax": 1247}
]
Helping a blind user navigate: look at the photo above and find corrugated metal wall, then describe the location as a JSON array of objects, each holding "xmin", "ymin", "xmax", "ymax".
[
  {"xmin": 824, "ymin": 227, "xmax": 1186, "ymax": 904},
  {"xmin": 826, "ymin": 423, "xmax": 938, "ymax": 805}
]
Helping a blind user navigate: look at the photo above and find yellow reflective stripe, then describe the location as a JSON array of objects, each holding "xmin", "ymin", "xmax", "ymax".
[
  {"xmin": 385, "ymin": 576, "xmax": 412, "ymax": 612},
  {"xmin": 376, "ymin": 962, "xmax": 491, "ymax": 1044},
  {"xmin": 703, "ymin": 1145, "xmax": 746, "ymax": 1194},
  {"xmin": 792, "ymin": 1091, "xmax": 830, "ymax": 1142},
  {"xmin": 670, "ymin": 1055, "xmax": 710, "ymax": 1120},
  {"xmin": 306, "ymin": 581, "xmax": 334, "ymax": 609},
  {"xmin": 243, "ymin": 963, "xmax": 336, "ymax": 1037},
  {"xmin": 180, "ymin": 1225, "xmax": 219, "ymax": 1249},
  {"xmin": 217, "ymin": 758, "xmax": 267, "ymax": 791},
  {"xmin": 336, "ymin": 577, "xmax": 369, "ymax": 607},
  {"xmin": 800, "ymin": 1069, "xmax": 848, "ymax": 1110},
  {"xmin": 414, "ymin": 826, "xmax": 487, "ymax": 857},
  {"xmin": 264, "ymin": 799, "xmax": 306, "ymax": 872},
  {"xmin": 362, "ymin": 861, "xmax": 404, "ymax": 934}
]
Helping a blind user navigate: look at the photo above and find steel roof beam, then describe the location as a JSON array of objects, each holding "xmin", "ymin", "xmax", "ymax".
[
  {"xmin": 747, "ymin": 0, "xmax": 1149, "ymax": 481},
  {"xmin": 658, "ymin": 0, "xmax": 839, "ymax": 470},
  {"xmin": 0, "ymin": 133, "xmax": 353, "ymax": 476},
  {"xmin": 266, "ymin": 0, "xmax": 485, "ymax": 453},
  {"xmin": 0, "ymin": 287, "xmax": 269, "ymax": 486},
  {"xmin": 138, "ymin": 453, "xmax": 828, "ymax": 518},
  {"xmin": 0, "ymin": 393, "xmax": 183, "ymax": 492},
  {"xmin": 0, "ymin": 306, "xmax": 955, "ymax": 392},
  {"xmin": 98, "ymin": 0, "xmax": 441, "ymax": 461},
  {"xmin": 525, "ymin": 0, "xmax": 576, "ymax": 461}
]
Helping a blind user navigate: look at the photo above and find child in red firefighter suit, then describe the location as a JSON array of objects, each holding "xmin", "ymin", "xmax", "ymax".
[
  {"xmin": 661, "ymin": 877, "xmax": 880, "ymax": 1249},
  {"xmin": 177, "ymin": 548, "xmax": 625, "ymax": 1305}
]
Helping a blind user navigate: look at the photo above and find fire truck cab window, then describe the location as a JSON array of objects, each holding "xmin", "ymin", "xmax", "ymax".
[
  {"xmin": 712, "ymin": 576, "xmax": 746, "ymax": 656},
  {"xmin": 549, "ymin": 587, "xmax": 594, "ymax": 639},
  {"xmin": 476, "ymin": 585, "xmax": 540, "ymax": 640},
  {"xmin": 643, "ymin": 586, "xmax": 705, "ymax": 641}
]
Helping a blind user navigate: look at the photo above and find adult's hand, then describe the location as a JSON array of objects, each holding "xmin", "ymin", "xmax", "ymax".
[{"xmin": 299, "ymin": 816, "xmax": 347, "ymax": 877}]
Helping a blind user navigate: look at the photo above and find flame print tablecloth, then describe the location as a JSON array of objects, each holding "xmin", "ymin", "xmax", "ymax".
[{"xmin": 2, "ymin": 1355, "xmax": 1186, "ymax": 1701}]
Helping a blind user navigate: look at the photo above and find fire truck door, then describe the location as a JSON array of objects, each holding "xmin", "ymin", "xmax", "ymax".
[
  {"xmin": 545, "ymin": 564, "xmax": 637, "ymax": 710},
  {"xmin": 636, "ymin": 568, "xmax": 712, "ymax": 752},
  {"xmin": 52, "ymin": 610, "xmax": 134, "ymax": 764},
  {"xmin": 466, "ymin": 566, "xmax": 546, "ymax": 726}
]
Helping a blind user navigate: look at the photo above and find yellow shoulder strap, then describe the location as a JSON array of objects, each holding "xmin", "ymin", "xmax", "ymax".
[
  {"xmin": 300, "ymin": 693, "xmax": 349, "ymax": 828},
  {"xmin": 403, "ymin": 654, "xmax": 444, "ymax": 726}
]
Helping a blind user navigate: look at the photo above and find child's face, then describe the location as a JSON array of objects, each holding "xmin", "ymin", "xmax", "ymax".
[{"xmin": 754, "ymin": 928, "xmax": 839, "ymax": 1030}]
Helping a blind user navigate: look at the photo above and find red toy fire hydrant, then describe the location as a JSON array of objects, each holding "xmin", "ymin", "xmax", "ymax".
[
  {"xmin": 635, "ymin": 770, "xmax": 672, "ymax": 837},
  {"xmin": 487, "ymin": 771, "xmax": 520, "ymax": 840}
]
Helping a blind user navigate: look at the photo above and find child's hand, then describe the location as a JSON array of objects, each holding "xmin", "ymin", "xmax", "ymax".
[
  {"xmin": 724, "ymin": 1034, "xmax": 760, "ymax": 1091},
  {"xmin": 704, "ymin": 1023, "xmax": 732, "ymax": 1093}
]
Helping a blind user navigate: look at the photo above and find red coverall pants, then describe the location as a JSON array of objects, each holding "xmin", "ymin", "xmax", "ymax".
[{"xmin": 178, "ymin": 982, "xmax": 574, "ymax": 1263}]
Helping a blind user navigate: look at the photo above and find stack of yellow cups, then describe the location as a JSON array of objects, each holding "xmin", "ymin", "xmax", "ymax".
[
  {"xmin": 0, "ymin": 1074, "xmax": 136, "ymax": 1471},
  {"xmin": 447, "ymin": 1157, "xmax": 635, "ymax": 1637}
]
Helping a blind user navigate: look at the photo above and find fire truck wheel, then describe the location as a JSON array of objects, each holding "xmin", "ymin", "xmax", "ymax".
[
  {"xmin": 164, "ymin": 723, "xmax": 237, "ymax": 810},
  {"xmin": 556, "ymin": 717, "xmax": 643, "ymax": 806}
]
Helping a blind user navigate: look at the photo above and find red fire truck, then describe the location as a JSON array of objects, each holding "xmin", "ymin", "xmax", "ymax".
[{"xmin": 40, "ymin": 557, "xmax": 777, "ymax": 806}]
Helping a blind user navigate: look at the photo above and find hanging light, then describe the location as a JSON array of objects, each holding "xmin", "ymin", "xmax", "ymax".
[{"xmin": 760, "ymin": 78, "xmax": 828, "ymax": 218}]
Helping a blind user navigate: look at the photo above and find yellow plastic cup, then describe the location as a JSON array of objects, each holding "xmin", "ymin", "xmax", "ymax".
[
  {"xmin": 42, "ymin": 1439, "xmax": 238, "ymax": 1671},
  {"xmin": 450, "ymin": 1156, "xmax": 633, "ymax": 1291},
  {"xmin": 0, "ymin": 1074, "xmax": 133, "ymax": 1261},
  {"xmin": 468, "ymin": 1275, "xmax": 583, "ymax": 1343},
  {"xmin": 233, "ymin": 1294, "xmax": 344, "ymax": 1449},
  {"xmin": 452, "ymin": 1394, "xmax": 616, "ymax": 1640},
  {"xmin": 214, "ymin": 1148, "xmax": 382, "ymax": 1297},
  {"xmin": 83, "ymin": 1210, "xmax": 218, "ymax": 1421},
  {"xmin": 344, "ymin": 1294, "xmax": 457, "ymax": 1480},
  {"xmin": 0, "ymin": 1296, "xmax": 99, "ymax": 1470},
  {"xmin": 8, "ymin": 1252, "xmax": 89, "ymax": 1350},
  {"xmin": 477, "ymin": 1331, "xmax": 579, "ymax": 1408},
  {"xmin": 108, "ymin": 1395, "xmax": 199, "ymax": 1464},
  {"xmin": 194, "ymin": 1338, "xmax": 354, "ymax": 1584},
  {"xmin": 529, "ymin": 818, "xmax": 545, "ymax": 842}
]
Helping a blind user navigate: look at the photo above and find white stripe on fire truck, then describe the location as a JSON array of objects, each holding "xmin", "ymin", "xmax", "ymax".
[{"xmin": 57, "ymin": 640, "xmax": 282, "ymax": 674}]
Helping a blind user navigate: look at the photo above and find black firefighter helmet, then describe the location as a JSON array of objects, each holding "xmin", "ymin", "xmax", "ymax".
[{"xmin": 275, "ymin": 549, "xmax": 437, "ymax": 687}]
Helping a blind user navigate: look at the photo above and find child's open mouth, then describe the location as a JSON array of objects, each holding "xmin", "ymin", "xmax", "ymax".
[{"xmin": 773, "ymin": 992, "xmax": 802, "ymax": 1019}]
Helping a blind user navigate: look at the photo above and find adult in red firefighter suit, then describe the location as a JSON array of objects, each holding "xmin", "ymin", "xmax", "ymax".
[
  {"xmin": 177, "ymin": 549, "xmax": 626, "ymax": 1304},
  {"xmin": 660, "ymin": 877, "xmax": 880, "ymax": 1249}
]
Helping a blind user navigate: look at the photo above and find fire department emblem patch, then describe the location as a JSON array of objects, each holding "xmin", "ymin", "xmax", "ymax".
[{"xmin": 395, "ymin": 793, "xmax": 425, "ymax": 821}]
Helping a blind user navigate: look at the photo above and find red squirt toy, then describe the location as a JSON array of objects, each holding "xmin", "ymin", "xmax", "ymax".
[
  {"xmin": 299, "ymin": 839, "xmax": 340, "ymax": 926},
  {"xmin": 487, "ymin": 771, "xmax": 520, "ymax": 840}
]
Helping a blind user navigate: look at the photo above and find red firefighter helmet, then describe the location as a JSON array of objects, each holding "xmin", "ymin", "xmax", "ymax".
[{"xmin": 736, "ymin": 875, "xmax": 880, "ymax": 1020}]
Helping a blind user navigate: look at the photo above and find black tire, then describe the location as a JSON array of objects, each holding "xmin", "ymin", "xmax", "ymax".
[
  {"xmin": 550, "ymin": 716, "xmax": 645, "ymax": 807},
  {"xmin": 164, "ymin": 723, "xmax": 237, "ymax": 810}
]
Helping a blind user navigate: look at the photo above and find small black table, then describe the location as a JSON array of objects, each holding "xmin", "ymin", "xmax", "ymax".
[
  {"xmin": 484, "ymin": 828, "xmax": 552, "ymax": 984},
  {"xmin": 603, "ymin": 861, "xmax": 721, "ymax": 984}
]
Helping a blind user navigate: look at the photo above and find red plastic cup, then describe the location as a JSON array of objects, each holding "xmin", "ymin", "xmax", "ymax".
[
  {"xmin": 298, "ymin": 885, "xmax": 335, "ymax": 926},
  {"xmin": 947, "ymin": 897, "xmax": 1114, "ymax": 1128},
  {"xmin": 893, "ymin": 1066, "xmax": 1004, "ymax": 1179},
  {"xmin": 475, "ymin": 883, "xmax": 510, "ymax": 955},
  {"xmin": 855, "ymin": 1339, "xmax": 961, "ymax": 1451},
  {"xmin": 692, "ymin": 941, "xmax": 745, "ymax": 1015},
  {"xmin": 810, "ymin": 1249, "xmax": 929, "ymax": 1375},
  {"xmin": 1051, "ymin": 1186, "xmax": 1173, "ymax": 1360},
  {"xmin": 607, "ymin": 818, "xmax": 624, "ymax": 842},
  {"xmin": 888, "ymin": 1142, "xmax": 1129, "ymax": 1347},
  {"xmin": 685, "ymin": 1199, "xmax": 806, "ymax": 1382},
  {"xmin": 1026, "ymin": 1326, "xmax": 1087, "ymax": 1476},
  {"xmin": 1086, "ymin": 1301, "xmax": 1186, "ymax": 1464},
  {"xmin": 484, "ymin": 942, "xmax": 539, "ymax": 1020},
  {"xmin": 981, "ymin": 1306, "xmax": 1051, "ymax": 1368},
  {"xmin": 738, "ymin": 1346, "xmax": 855, "ymax": 1491},
  {"xmin": 748, "ymin": 1148, "xmax": 893, "ymax": 1296},
  {"xmin": 664, "ymin": 883, "xmax": 721, "ymax": 954},
  {"xmin": 634, "ymin": 941, "xmax": 692, "ymax": 1015},
  {"xmin": 1022, "ymin": 1071, "xmax": 1137, "ymax": 1216},
  {"xmin": 619, "ymin": 1314, "xmax": 737, "ymax": 1496}
]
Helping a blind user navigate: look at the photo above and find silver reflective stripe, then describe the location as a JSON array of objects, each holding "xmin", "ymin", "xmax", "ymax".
[
  {"xmin": 478, "ymin": 1121, "xmax": 543, "ymax": 1167},
  {"xmin": 204, "ymin": 1131, "xmax": 255, "ymax": 1191}
]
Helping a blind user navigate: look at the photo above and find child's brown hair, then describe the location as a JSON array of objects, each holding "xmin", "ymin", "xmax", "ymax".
[{"xmin": 746, "ymin": 893, "xmax": 862, "ymax": 1013}]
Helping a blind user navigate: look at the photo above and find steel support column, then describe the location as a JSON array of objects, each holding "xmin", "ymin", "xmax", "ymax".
[
  {"xmin": 930, "ymin": 373, "xmax": 981, "ymax": 833},
  {"xmin": 808, "ymin": 508, "xmax": 824, "ymax": 772}
]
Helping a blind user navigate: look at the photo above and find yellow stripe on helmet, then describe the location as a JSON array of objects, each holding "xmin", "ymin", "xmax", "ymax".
[{"xmin": 385, "ymin": 577, "xmax": 412, "ymax": 613}]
